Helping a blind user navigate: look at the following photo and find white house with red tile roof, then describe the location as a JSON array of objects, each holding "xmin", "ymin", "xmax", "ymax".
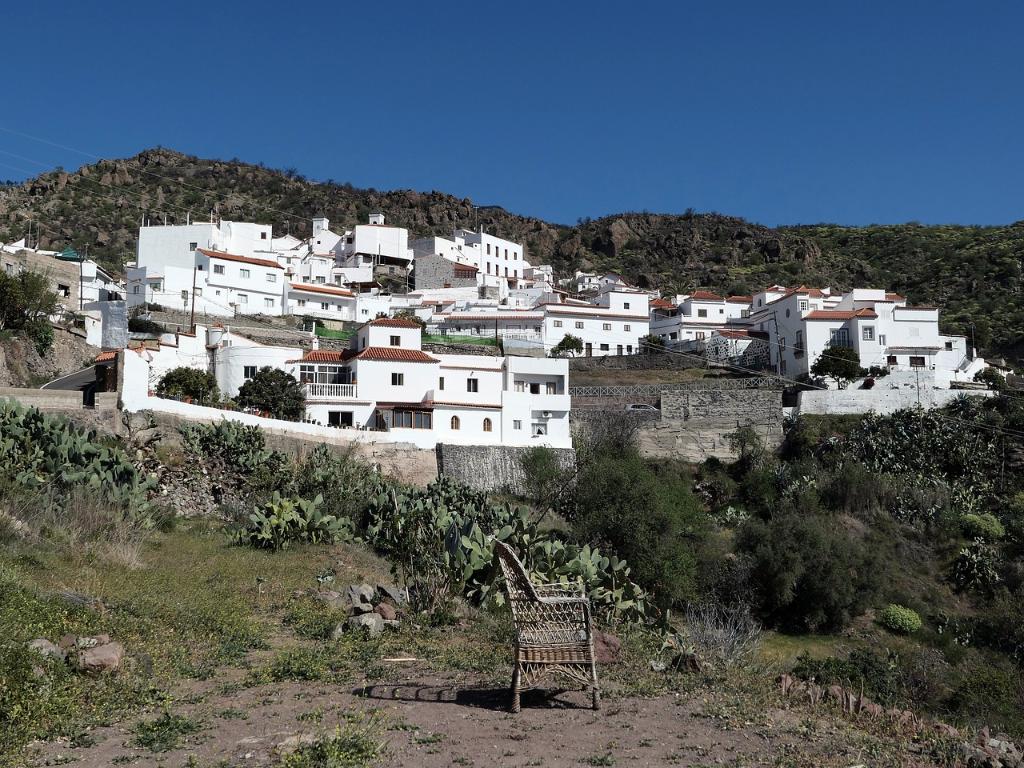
[
  {"xmin": 649, "ymin": 291, "xmax": 752, "ymax": 347},
  {"xmin": 284, "ymin": 317, "xmax": 571, "ymax": 448},
  {"xmin": 287, "ymin": 282, "xmax": 357, "ymax": 320},
  {"xmin": 740, "ymin": 286, "xmax": 986, "ymax": 386}
]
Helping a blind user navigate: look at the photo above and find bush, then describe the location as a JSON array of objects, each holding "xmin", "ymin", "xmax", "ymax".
[
  {"xmin": 549, "ymin": 333, "xmax": 583, "ymax": 357},
  {"xmin": 156, "ymin": 366, "xmax": 219, "ymax": 404},
  {"xmin": 236, "ymin": 367, "xmax": 305, "ymax": 421},
  {"xmin": 682, "ymin": 603, "xmax": 762, "ymax": 668},
  {"xmin": 571, "ymin": 451, "xmax": 706, "ymax": 607},
  {"xmin": 793, "ymin": 647, "xmax": 906, "ymax": 705},
  {"xmin": 737, "ymin": 510, "xmax": 882, "ymax": 632},
  {"xmin": 952, "ymin": 538, "xmax": 1003, "ymax": 595},
  {"xmin": 237, "ymin": 493, "xmax": 352, "ymax": 551},
  {"xmin": 961, "ymin": 512, "xmax": 1005, "ymax": 541},
  {"xmin": 878, "ymin": 604, "xmax": 923, "ymax": 635}
]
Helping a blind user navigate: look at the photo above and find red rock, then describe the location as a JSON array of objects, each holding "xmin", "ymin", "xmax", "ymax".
[
  {"xmin": 374, "ymin": 603, "xmax": 397, "ymax": 621},
  {"xmin": 77, "ymin": 642, "xmax": 125, "ymax": 673},
  {"xmin": 593, "ymin": 631, "xmax": 622, "ymax": 664}
]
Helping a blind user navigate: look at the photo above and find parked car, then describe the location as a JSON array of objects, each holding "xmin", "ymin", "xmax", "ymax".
[{"xmin": 623, "ymin": 403, "xmax": 660, "ymax": 413}]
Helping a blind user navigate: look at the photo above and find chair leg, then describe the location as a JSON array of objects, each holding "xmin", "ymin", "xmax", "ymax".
[
  {"xmin": 590, "ymin": 661, "xmax": 601, "ymax": 711},
  {"xmin": 510, "ymin": 661, "xmax": 522, "ymax": 714}
]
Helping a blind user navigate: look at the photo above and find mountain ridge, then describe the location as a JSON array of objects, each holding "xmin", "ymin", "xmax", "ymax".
[{"xmin": 1, "ymin": 147, "xmax": 1021, "ymax": 357}]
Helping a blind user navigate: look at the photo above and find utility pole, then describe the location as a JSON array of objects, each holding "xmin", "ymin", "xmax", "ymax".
[
  {"xmin": 189, "ymin": 265, "xmax": 198, "ymax": 332},
  {"xmin": 79, "ymin": 248, "xmax": 85, "ymax": 312}
]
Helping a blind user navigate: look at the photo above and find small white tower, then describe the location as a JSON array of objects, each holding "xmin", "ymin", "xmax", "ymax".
[{"xmin": 368, "ymin": 212, "xmax": 385, "ymax": 225}]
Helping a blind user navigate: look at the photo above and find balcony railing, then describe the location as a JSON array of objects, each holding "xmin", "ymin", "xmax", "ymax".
[{"xmin": 303, "ymin": 382, "xmax": 357, "ymax": 400}]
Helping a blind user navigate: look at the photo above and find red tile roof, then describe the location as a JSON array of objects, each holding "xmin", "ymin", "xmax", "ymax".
[
  {"xmin": 351, "ymin": 347, "xmax": 438, "ymax": 363},
  {"xmin": 805, "ymin": 309, "xmax": 878, "ymax": 320},
  {"xmin": 292, "ymin": 350, "xmax": 348, "ymax": 363},
  {"xmin": 689, "ymin": 290, "xmax": 723, "ymax": 301},
  {"xmin": 650, "ymin": 298, "xmax": 676, "ymax": 309},
  {"xmin": 726, "ymin": 295, "xmax": 753, "ymax": 303},
  {"xmin": 290, "ymin": 283, "xmax": 354, "ymax": 297},
  {"xmin": 885, "ymin": 292, "xmax": 905, "ymax": 302},
  {"xmin": 197, "ymin": 248, "xmax": 283, "ymax": 270},
  {"xmin": 366, "ymin": 317, "xmax": 423, "ymax": 329},
  {"xmin": 786, "ymin": 285, "xmax": 827, "ymax": 298},
  {"xmin": 94, "ymin": 350, "xmax": 117, "ymax": 363}
]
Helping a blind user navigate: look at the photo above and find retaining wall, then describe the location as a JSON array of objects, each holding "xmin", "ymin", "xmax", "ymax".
[
  {"xmin": 796, "ymin": 384, "xmax": 992, "ymax": 416},
  {"xmin": 436, "ymin": 443, "xmax": 576, "ymax": 494}
]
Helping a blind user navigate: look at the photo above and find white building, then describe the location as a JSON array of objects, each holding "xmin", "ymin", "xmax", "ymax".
[
  {"xmin": 649, "ymin": 291, "xmax": 752, "ymax": 346},
  {"xmin": 1, "ymin": 239, "xmax": 123, "ymax": 308},
  {"xmin": 287, "ymin": 282, "xmax": 357, "ymax": 320},
  {"xmin": 336, "ymin": 212, "xmax": 412, "ymax": 280},
  {"xmin": 410, "ymin": 227, "xmax": 530, "ymax": 290},
  {"xmin": 742, "ymin": 286, "xmax": 987, "ymax": 387},
  {"xmin": 287, "ymin": 317, "xmax": 571, "ymax": 447}
]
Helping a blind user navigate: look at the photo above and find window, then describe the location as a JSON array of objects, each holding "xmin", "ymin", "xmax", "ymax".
[
  {"xmin": 624, "ymin": 302, "xmax": 630, "ymax": 309},
  {"xmin": 945, "ymin": 340, "xmax": 954, "ymax": 351},
  {"xmin": 260, "ymin": 232, "xmax": 267, "ymax": 240},
  {"xmin": 546, "ymin": 382, "xmax": 556, "ymax": 394},
  {"xmin": 617, "ymin": 344, "xmax": 623, "ymax": 355},
  {"xmin": 451, "ymin": 415, "xmax": 460, "ymax": 430},
  {"xmin": 533, "ymin": 423, "xmax": 548, "ymax": 436},
  {"xmin": 513, "ymin": 419, "xmax": 522, "ymax": 430},
  {"xmin": 390, "ymin": 335, "xmax": 400, "ymax": 347},
  {"xmin": 599, "ymin": 343, "xmax": 609, "ymax": 351},
  {"xmin": 602, "ymin": 323, "xmax": 611, "ymax": 331},
  {"xmin": 626, "ymin": 345, "xmax": 633, "ymax": 354},
  {"xmin": 196, "ymin": 264, "xmax": 203, "ymax": 271},
  {"xmin": 213, "ymin": 264, "xmax": 225, "ymax": 275},
  {"xmin": 879, "ymin": 334, "xmax": 887, "ymax": 346},
  {"xmin": 320, "ymin": 302, "xmax": 329, "ymax": 310},
  {"xmin": 189, "ymin": 241, "xmax": 197, "ymax": 250},
  {"xmin": 391, "ymin": 373, "xmax": 404, "ymax": 386},
  {"xmin": 795, "ymin": 330, "xmax": 804, "ymax": 356},
  {"xmin": 239, "ymin": 268, "xmax": 250, "ymax": 279},
  {"xmin": 486, "ymin": 244, "xmax": 491, "ymax": 255},
  {"xmin": 695, "ymin": 332, "xmax": 705, "ymax": 341},
  {"xmin": 575, "ymin": 321, "xmax": 584, "ymax": 329},
  {"xmin": 553, "ymin": 320, "xmax": 563, "ymax": 328},
  {"xmin": 180, "ymin": 290, "xmax": 189, "ymax": 302},
  {"xmin": 264, "ymin": 297, "xmax": 273, "ymax": 308},
  {"xmin": 909, "ymin": 356, "xmax": 926, "ymax": 368},
  {"xmin": 887, "ymin": 355, "xmax": 898, "ymax": 365},
  {"xmin": 467, "ymin": 378, "xmax": 479, "ymax": 392},
  {"xmin": 862, "ymin": 326, "xmax": 875, "ymax": 341},
  {"xmin": 483, "ymin": 418, "xmax": 492, "ymax": 432},
  {"xmin": 238, "ymin": 293, "xmax": 248, "ymax": 304},
  {"xmin": 438, "ymin": 376, "xmax": 445, "ymax": 391},
  {"xmin": 298, "ymin": 299, "xmax": 306, "ymax": 307},
  {"xmin": 799, "ymin": 300, "xmax": 809, "ymax": 312},
  {"xmin": 195, "ymin": 288, "xmax": 203, "ymax": 296},
  {"xmin": 415, "ymin": 411, "xmax": 432, "ymax": 429},
  {"xmin": 132, "ymin": 285, "xmax": 139, "ymax": 294},
  {"xmin": 266, "ymin": 273, "xmax": 277, "ymax": 283},
  {"xmin": 243, "ymin": 366, "xmax": 257, "ymax": 379},
  {"xmin": 515, "ymin": 380, "xmax": 525, "ymax": 393},
  {"xmin": 530, "ymin": 382, "xmax": 540, "ymax": 394},
  {"xmin": 830, "ymin": 328, "xmax": 850, "ymax": 347},
  {"xmin": 624, "ymin": 324, "xmax": 631, "ymax": 332},
  {"xmin": 316, "ymin": 276, "xmax": 326, "ymax": 284}
]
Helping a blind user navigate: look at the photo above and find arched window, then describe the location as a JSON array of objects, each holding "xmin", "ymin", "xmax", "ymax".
[
  {"xmin": 483, "ymin": 417, "xmax": 492, "ymax": 432},
  {"xmin": 451, "ymin": 415, "xmax": 460, "ymax": 430}
]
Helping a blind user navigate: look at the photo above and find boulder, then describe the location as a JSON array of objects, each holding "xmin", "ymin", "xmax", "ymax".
[
  {"xmin": 350, "ymin": 602, "xmax": 374, "ymax": 616},
  {"xmin": 382, "ymin": 619, "xmax": 400, "ymax": 630},
  {"xmin": 346, "ymin": 584, "xmax": 375, "ymax": 607},
  {"xmin": 58, "ymin": 634, "xmax": 78, "ymax": 650},
  {"xmin": 374, "ymin": 603, "xmax": 398, "ymax": 621},
  {"xmin": 314, "ymin": 590, "xmax": 345, "ymax": 608},
  {"xmin": 77, "ymin": 641, "xmax": 125, "ymax": 674},
  {"xmin": 376, "ymin": 584, "xmax": 409, "ymax": 606},
  {"xmin": 592, "ymin": 631, "xmax": 621, "ymax": 664},
  {"xmin": 27, "ymin": 638, "xmax": 66, "ymax": 662},
  {"xmin": 346, "ymin": 613, "xmax": 384, "ymax": 637}
]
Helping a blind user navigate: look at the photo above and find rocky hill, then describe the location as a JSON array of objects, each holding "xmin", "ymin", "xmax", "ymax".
[{"xmin": 1, "ymin": 148, "xmax": 1022, "ymax": 357}]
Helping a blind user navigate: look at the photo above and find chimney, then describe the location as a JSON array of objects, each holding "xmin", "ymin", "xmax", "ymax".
[{"xmin": 368, "ymin": 212, "xmax": 385, "ymax": 225}]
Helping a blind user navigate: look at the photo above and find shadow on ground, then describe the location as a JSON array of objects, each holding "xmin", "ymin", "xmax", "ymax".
[{"xmin": 354, "ymin": 683, "xmax": 585, "ymax": 712}]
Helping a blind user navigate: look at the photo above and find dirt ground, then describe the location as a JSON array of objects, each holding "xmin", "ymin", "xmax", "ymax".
[{"xmin": 27, "ymin": 655, "xmax": 948, "ymax": 768}]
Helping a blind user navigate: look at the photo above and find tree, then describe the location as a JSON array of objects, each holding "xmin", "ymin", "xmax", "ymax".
[
  {"xmin": 641, "ymin": 334, "xmax": 665, "ymax": 353},
  {"xmin": 0, "ymin": 269, "xmax": 59, "ymax": 354},
  {"xmin": 156, "ymin": 367, "xmax": 219, "ymax": 403},
  {"xmin": 973, "ymin": 366, "xmax": 1006, "ymax": 391},
  {"xmin": 236, "ymin": 367, "xmax": 305, "ymax": 421},
  {"xmin": 550, "ymin": 333, "xmax": 583, "ymax": 357},
  {"xmin": 810, "ymin": 346, "xmax": 865, "ymax": 388},
  {"xmin": 393, "ymin": 309, "xmax": 426, "ymax": 329}
]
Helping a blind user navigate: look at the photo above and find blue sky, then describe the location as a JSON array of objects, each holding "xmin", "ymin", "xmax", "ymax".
[{"xmin": 1, "ymin": 0, "xmax": 1021, "ymax": 226}]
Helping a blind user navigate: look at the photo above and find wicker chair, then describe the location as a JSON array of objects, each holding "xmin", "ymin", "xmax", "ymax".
[{"xmin": 493, "ymin": 540, "xmax": 600, "ymax": 713}]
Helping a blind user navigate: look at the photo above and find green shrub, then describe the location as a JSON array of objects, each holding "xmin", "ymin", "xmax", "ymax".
[
  {"xmin": 961, "ymin": 513, "xmax": 1005, "ymax": 541},
  {"xmin": 133, "ymin": 712, "xmax": 203, "ymax": 752},
  {"xmin": 793, "ymin": 647, "xmax": 906, "ymax": 705},
  {"xmin": 878, "ymin": 604, "xmax": 923, "ymax": 635},
  {"xmin": 280, "ymin": 720, "xmax": 384, "ymax": 768},
  {"xmin": 952, "ymin": 538, "xmax": 1003, "ymax": 595},
  {"xmin": 737, "ymin": 510, "xmax": 882, "ymax": 632},
  {"xmin": 235, "ymin": 367, "xmax": 305, "ymax": 421},
  {"xmin": 284, "ymin": 597, "xmax": 346, "ymax": 640},
  {"xmin": 237, "ymin": 493, "xmax": 352, "ymax": 551},
  {"xmin": 156, "ymin": 366, "xmax": 219, "ymax": 403},
  {"xmin": 179, "ymin": 419, "xmax": 289, "ymax": 478}
]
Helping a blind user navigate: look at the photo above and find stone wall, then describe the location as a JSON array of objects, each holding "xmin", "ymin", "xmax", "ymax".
[
  {"xmin": 568, "ymin": 352, "xmax": 706, "ymax": 372},
  {"xmin": 436, "ymin": 443, "xmax": 576, "ymax": 493},
  {"xmin": 637, "ymin": 388, "xmax": 784, "ymax": 462},
  {"xmin": 412, "ymin": 255, "xmax": 477, "ymax": 290},
  {"xmin": 796, "ymin": 382, "xmax": 993, "ymax": 416}
]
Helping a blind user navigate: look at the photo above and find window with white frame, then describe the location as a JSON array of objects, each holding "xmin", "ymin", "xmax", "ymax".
[
  {"xmin": 298, "ymin": 299, "xmax": 306, "ymax": 307},
  {"xmin": 264, "ymin": 298, "xmax": 274, "ymax": 308},
  {"xmin": 213, "ymin": 264, "xmax": 225, "ymax": 275},
  {"xmin": 799, "ymin": 300, "xmax": 809, "ymax": 311},
  {"xmin": 189, "ymin": 241, "xmax": 197, "ymax": 250},
  {"xmin": 266, "ymin": 273, "xmax": 277, "ymax": 283},
  {"xmin": 602, "ymin": 323, "xmax": 611, "ymax": 331},
  {"xmin": 389, "ymin": 335, "xmax": 400, "ymax": 347},
  {"xmin": 237, "ymin": 293, "xmax": 248, "ymax": 304},
  {"xmin": 624, "ymin": 324, "xmax": 631, "ymax": 331},
  {"xmin": 515, "ymin": 381, "xmax": 525, "ymax": 392},
  {"xmin": 438, "ymin": 376, "xmax": 445, "ymax": 391},
  {"xmin": 391, "ymin": 373, "xmax": 404, "ymax": 385},
  {"xmin": 697, "ymin": 308, "xmax": 708, "ymax": 318},
  {"xmin": 862, "ymin": 326, "xmax": 875, "ymax": 341},
  {"xmin": 575, "ymin": 321, "xmax": 584, "ymax": 329},
  {"xmin": 243, "ymin": 366, "xmax": 257, "ymax": 379},
  {"xmin": 467, "ymin": 378, "xmax": 479, "ymax": 393},
  {"xmin": 553, "ymin": 320, "xmax": 562, "ymax": 328},
  {"xmin": 513, "ymin": 419, "xmax": 522, "ymax": 430},
  {"xmin": 239, "ymin": 268, "xmax": 250, "ymax": 279}
]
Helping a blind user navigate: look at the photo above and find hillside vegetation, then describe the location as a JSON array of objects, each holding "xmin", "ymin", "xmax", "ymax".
[{"xmin": 2, "ymin": 148, "xmax": 1023, "ymax": 356}]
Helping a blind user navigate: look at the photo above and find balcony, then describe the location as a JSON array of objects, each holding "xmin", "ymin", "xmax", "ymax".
[{"xmin": 303, "ymin": 382, "xmax": 357, "ymax": 400}]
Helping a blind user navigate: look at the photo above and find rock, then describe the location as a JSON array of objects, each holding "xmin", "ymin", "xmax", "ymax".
[
  {"xmin": 376, "ymin": 584, "xmax": 409, "ymax": 606},
  {"xmin": 77, "ymin": 641, "xmax": 125, "ymax": 673},
  {"xmin": 350, "ymin": 602, "xmax": 374, "ymax": 615},
  {"xmin": 592, "ymin": 631, "xmax": 621, "ymax": 664},
  {"xmin": 58, "ymin": 634, "xmax": 77, "ymax": 650},
  {"xmin": 275, "ymin": 732, "xmax": 317, "ymax": 757},
  {"xmin": 374, "ymin": 603, "xmax": 397, "ymax": 621},
  {"xmin": 347, "ymin": 613, "xmax": 384, "ymax": 637},
  {"xmin": 314, "ymin": 590, "xmax": 344, "ymax": 608},
  {"xmin": 346, "ymin": 584, "xmax": 375, "ymax": 608},
  {"xmin": 27, "ymin": 638, "xmax": 66, "ymax": 662},
  {"xmin": 382, "ymin": 619, "xmax": 400, "ymax": 630},
  {"xmin": 649, "ymin": 660, "xmax": 667, "ymax": 672}
]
